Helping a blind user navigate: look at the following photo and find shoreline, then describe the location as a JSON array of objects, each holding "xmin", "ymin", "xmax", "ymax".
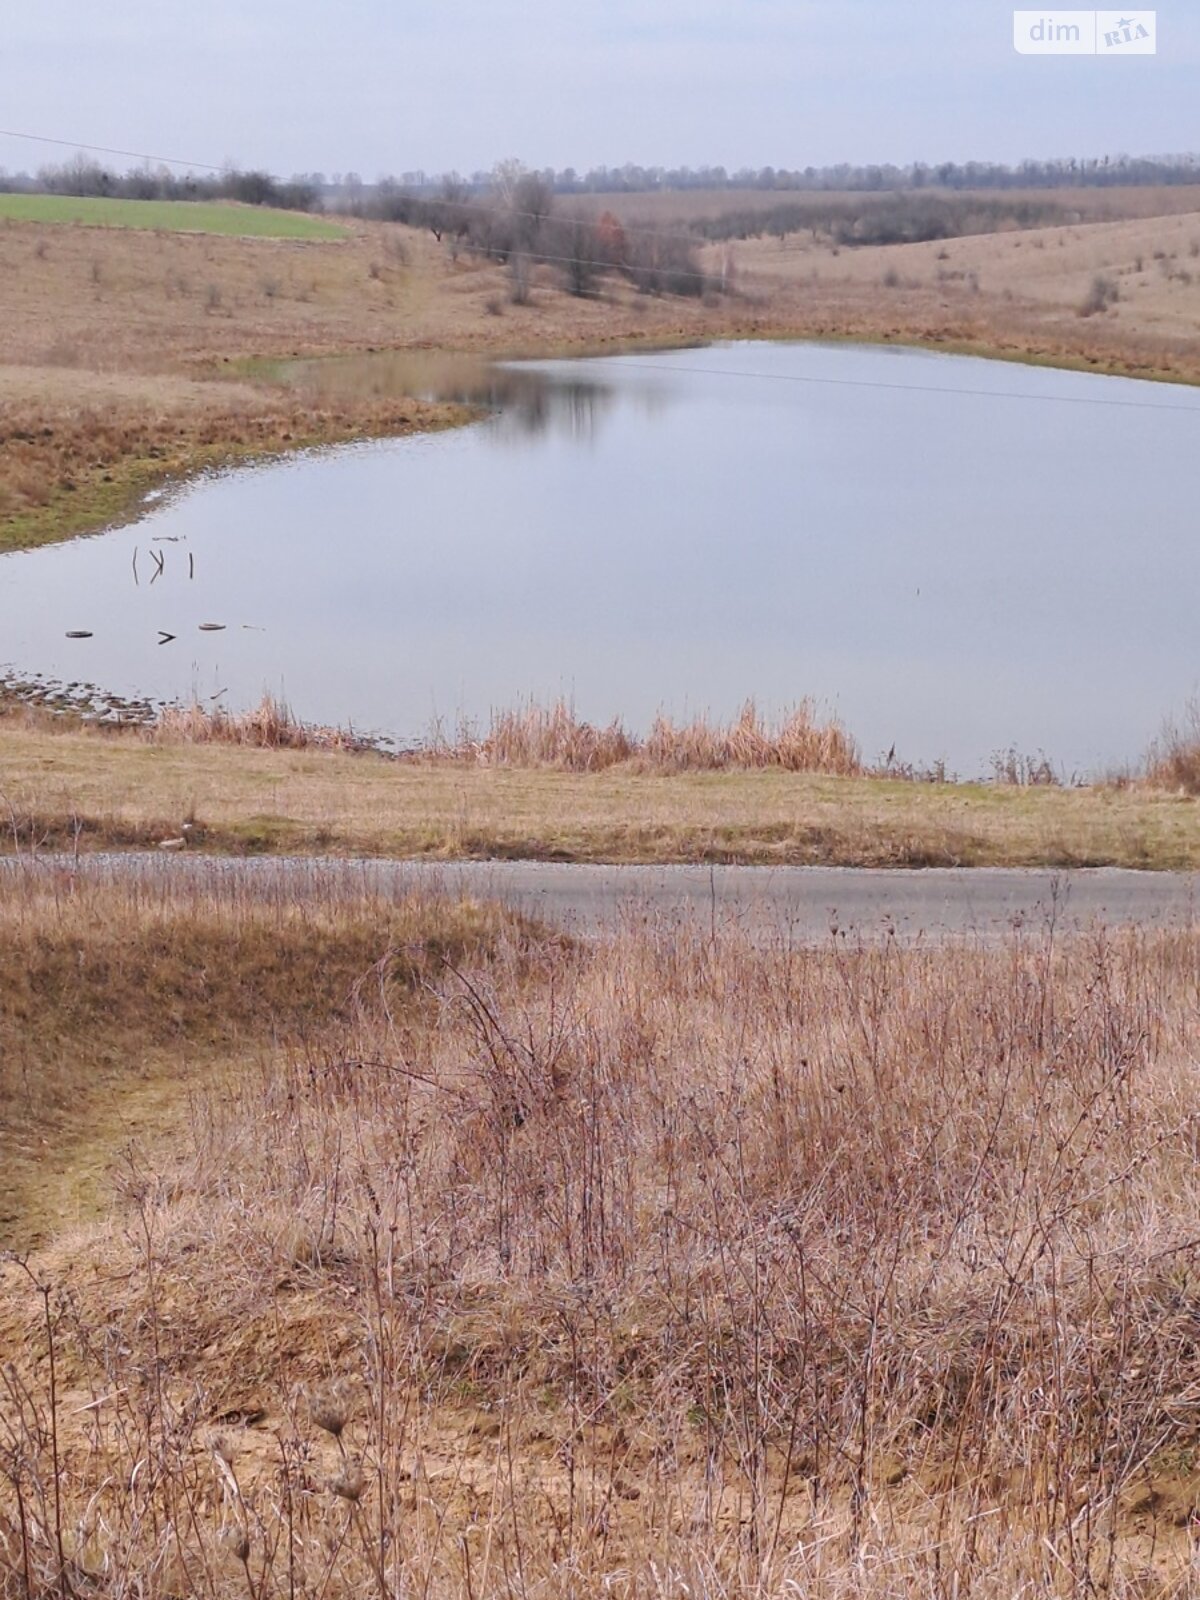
[
  {"xmin": 0, "ymin": 394, "xmax": 474, "ymax": 556},
  {"xmin": 5, "ymin": 325, "xmax": 1199, "ymax": 559},
  {"xmin": 0, "ymin": 712, "xmax": 1196, "ymax": 871}
]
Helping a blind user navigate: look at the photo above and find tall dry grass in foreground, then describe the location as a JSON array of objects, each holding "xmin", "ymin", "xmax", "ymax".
[
  {"xmin": 0, "ymin": 863, "xmax": 516, "ymax": 1134},
  {"xmin": 5, "ymin": 895, "xmax": 1200, "ymax": 1594},
  {"xmin": 433, "ymin": 697, "xmax": 862, "ymax": 774}
]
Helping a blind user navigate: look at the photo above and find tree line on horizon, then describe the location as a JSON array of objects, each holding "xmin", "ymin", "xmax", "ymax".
[
  {"xmin": 1, "ymin": 151, "xmax": 1198, "ymax": 213},
  {"xmin": 0, "ymin": 156, "xmax": 322, "ymax": 212},
  {"xmin": 384, "ymin": 152, "xmax": 1200, "ymax": 195}
]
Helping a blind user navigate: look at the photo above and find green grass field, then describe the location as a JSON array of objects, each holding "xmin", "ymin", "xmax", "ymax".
[{"xmin": 0, "ymin": 191, "xmax": 346, "ymax": 239}]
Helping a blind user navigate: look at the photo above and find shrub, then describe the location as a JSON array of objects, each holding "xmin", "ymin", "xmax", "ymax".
[
  {"xmin": 1078, "ymin": 273, "xmax": 1119, "ymax": 316},
  {"xmin": 1145, "ymin": 697, "xmax": 1200, "ymax": 792}
]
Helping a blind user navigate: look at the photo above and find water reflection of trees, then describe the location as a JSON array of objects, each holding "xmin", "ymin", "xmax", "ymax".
[
  {"xmin": 284, "ymin": 353, "xmax": 619, "ymax": 442},
  {"xmin": 479, "ymin": 372, "xmax": 612, "ymax": 441}
]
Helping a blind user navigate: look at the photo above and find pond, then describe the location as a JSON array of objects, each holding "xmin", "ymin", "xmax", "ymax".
[{"xmin": 3, "ymin": 340, "xmax": 1199, "ymax": 776}]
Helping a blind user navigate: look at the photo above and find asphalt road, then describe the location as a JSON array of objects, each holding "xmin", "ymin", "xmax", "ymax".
[{"xmin": 7, "ymin": 854, "xmax": 1200, "ymax": 941}]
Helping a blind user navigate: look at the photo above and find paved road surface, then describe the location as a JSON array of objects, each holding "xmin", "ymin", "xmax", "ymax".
[{"xmin": 6, "ymin": 854, "xmax": 1200, "ymax": 941}]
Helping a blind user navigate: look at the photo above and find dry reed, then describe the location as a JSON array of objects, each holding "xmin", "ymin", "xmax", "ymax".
[
  {"xmin": 151, "ymin": 694, "xmax": 360, "ymax": 751},
  {"xmin": 1145, "ymin": 696, "xmax": 1200, "ymax": 795},
  {"xmin": 643, "ymin": 698, "xmax": 861, "ymax": 774},
  {"xmin": 431, "ymin": 696, "xmax": 861, "ymax": 775},
  {"xmin": 434, "ymin": 697, "xmax": 638, "ymax": 770}
]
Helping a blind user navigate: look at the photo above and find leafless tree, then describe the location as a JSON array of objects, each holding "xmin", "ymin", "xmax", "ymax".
[
  {"xmin": 509, "ymin": 251, "xmax": 532, "ymax": 306},
  {"xmin": 549, "ymin": 213, "xmax": 603, "ymax": 297},
  {"xmin": 512, "ymin": 172, "xmax": 555, "ymax": 250}
]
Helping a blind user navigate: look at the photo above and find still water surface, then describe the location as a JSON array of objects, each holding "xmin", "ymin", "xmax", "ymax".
[{"xmin": 3, "ymin": 341, "xmax": 1199, "ymax": 775}]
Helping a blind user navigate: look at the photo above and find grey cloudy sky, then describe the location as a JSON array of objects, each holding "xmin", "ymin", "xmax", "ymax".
[{"xmin": 2, "ymin": 1, "xmax": 1196, "ymax": 179}]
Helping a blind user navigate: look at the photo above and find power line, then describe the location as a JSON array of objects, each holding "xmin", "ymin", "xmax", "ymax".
[
  {"xmin": 578, "ymin": 353, "xmax": 1200, "ymax": 414},
  {"xmin": 0, "ymin": 127, "xmax": 761, "ymax": 252},
  {"xmin": 2, "ymin": 124, "xmax": 1197, "ymax": 402},
  {"xmin": 0, "ymin": 128, "xmax": 224, "ymax": 173},
  {"xmin": 2, "ymin": 122, "xmax": 1179, "ymax": 296},
  {"xmin": 0, "ymin": 132, "xmax": 794, "ymax": 288},
  {"xmin": 384, "ymin": 189, "xmax": 893, "ymax": 264},
  {"xmin": 0, "ymin": 124, "xmax": 1048, "ymax": 259}
]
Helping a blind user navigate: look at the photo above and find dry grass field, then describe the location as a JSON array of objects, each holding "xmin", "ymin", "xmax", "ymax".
[
  {"xmin": 1, "ymin": 701, "xmax": 1199, "ymax": 868},
  {"xmin": 736, "ymin": 206, "xmax": 1200, "ymax": 354},
  {"xmin": 568, "ymin": 183, "xmax": 1200, "ymax": 227},
  {"xmin": 2, "ymin": 182, "xmax": 1200, "ymax": 554},
  {"xmin": 6, "ymin": 870, "xmax": 1200, "ymax": 1594}
]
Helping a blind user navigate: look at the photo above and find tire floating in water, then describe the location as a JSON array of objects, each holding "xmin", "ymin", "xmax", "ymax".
[
  {"xmin": 65, "ymin": 631, "xmax": 93, "ymax": 639},
  {"xmin": 198, "ymin": 623, "xmax": 226, "ymax": 632}
]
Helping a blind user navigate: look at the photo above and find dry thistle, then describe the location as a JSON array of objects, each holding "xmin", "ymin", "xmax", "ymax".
[
  {"xmin": 220, "ymin": 1522, "xmax": 251, "ymax": 1563},
  {"xmin": 328, "ymin": 1458, "xmax": 367, "ymax": 1502},
  {"xmin": 308, "ymin": 1380, "xmax": 352, "ymax": 1439}
]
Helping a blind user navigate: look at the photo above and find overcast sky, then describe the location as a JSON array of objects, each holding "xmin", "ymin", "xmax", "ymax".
[{"xmin": 2, "ymin": 0, "xmax": 1196, "ymax": 180}]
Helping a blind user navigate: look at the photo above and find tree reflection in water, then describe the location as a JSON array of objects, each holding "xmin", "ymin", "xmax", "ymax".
[{"xmin": 270, "ymin": 350, "xmax": 619, "ymax": 441}]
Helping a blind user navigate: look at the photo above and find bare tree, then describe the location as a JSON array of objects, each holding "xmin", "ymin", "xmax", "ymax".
[
  {"xmin": 512, "ymin": 172, "xmax": 554, "ymax": 250},
  {"xmin": 488, "ymin": 162, "xmax": 554, "ymax": 304},
  {"xmin": 550, "ymin": 214, "xmax": 603, "ymax": 297},
  {"xmin": 509, "ymin": 251, "xmax": 532, "ymax": 306},
  {"xmin": 429, "ymin": 172, "xmax": 470, "ymax": 247}
]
